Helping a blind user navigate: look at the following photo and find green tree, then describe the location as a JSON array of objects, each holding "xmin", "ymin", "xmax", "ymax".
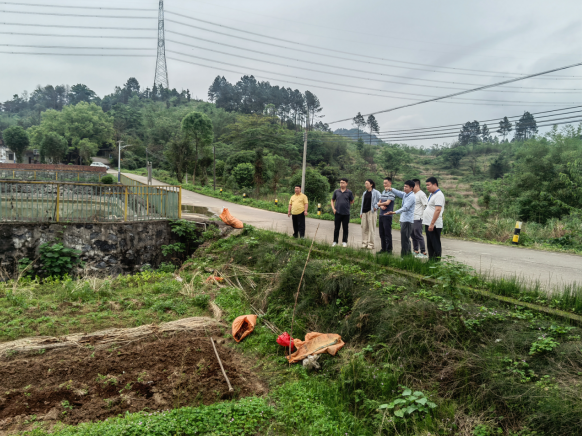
[
  {"xmin": 232, "ymin": 163, "xmax": 255, "ymax": 189},
  {"xmin": 164, "ymin": 137, "xmax": 193, "ymax": 183},
  {"xmin": 497, "ymin": 116, "xmax": 513, "ymax": 142},
  {"xmin": 352, "ymin": 112, "xmax": 366, "ymax": 140},
  {"xmin": 3, "ymin": 126, "xmax": 29, "ymax": 163},
  {"xmin": 253, "ymin": 148, "xmax": 265, "ymax": 194},
  {"xmin": 458, "ymin": 121, "xmax": 481, "ymax": 146},
  {"xmin": 38, "ymin": 102, "xmax": 114, "ymax": 164},
  {"xmin": 289, "ymin": 168, "xmax": 330, "ymax": 206},
  {"xmin": 366, "ymin": 114, "xmax": 380, "ymax": 145},
  {"xmin": 514, "ymin": 111, "xmax": 538, "ymax": 141},
  {"xmin": 489, "ymin": 154, "xmax": 510, "ymax": 179},
  {"xmin": 481, "ymin": 124, "xmax": 491, "ymax": 143},
  {"xmin": 442, "ymin": 146, "xmax": 467, "ymax": 169},
  {"xmin": 41, "ymin": 132, "xmax": 68, "ymax": 163},
  {"xmin": 379, "ymin": 145, "xmax": 408, "ymax": 179},
  {"xmin": 77, "ymin": 139, "xmax": 99, "ymax": 165},
  {"xmin": 181, "ymin": 112, "xmax": 214, "ymax": 184},
  {"xmin": 68, "ymin": 84, "xmax": 98, "ymax": 105}
]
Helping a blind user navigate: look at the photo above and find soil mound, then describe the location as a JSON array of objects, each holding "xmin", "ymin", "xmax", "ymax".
[{"xmin": 0, "ymin": 327, "xmax": 267, "ymax": 434}]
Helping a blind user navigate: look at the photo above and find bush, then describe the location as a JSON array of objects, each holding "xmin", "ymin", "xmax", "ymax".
[
  {"xmin": 232, "ymin": 163, "xmax": 255, "ymax": 188},
  {"xmin": 289, "ymin": 168, "xmax": 330, "ymax": 206},
  {"xmin": 38, "ymin": 242, "xmax": 82, "ymax": 277},
  {"xmin": 100, "ymin": 175, "xmax": 114, "ymax": 184}
]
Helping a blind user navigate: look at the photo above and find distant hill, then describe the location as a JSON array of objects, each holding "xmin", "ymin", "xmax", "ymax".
[{"xmin": 333, "ymin": 128, "xmax": 383, "ymax": 145}]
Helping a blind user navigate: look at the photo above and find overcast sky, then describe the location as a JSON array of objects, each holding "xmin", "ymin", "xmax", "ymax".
[{"xmin": 1, "ymin": 0, "xmax": 581, "ymax": 143}]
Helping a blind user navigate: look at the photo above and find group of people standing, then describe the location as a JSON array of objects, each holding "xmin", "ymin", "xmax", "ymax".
[{"xmin": 288, "ymin": 177, "xmax": 445, "ymax": 261}]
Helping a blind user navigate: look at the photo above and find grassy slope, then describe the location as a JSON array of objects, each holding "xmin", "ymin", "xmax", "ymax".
[{"xmin": 11, "ymin": 227, "xmax": 582, "ymax": 436}]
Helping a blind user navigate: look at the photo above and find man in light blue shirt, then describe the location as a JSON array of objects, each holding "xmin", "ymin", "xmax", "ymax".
[{"xmin": 384, "ymin": 180, "xmax": 416, "ymax": 256}]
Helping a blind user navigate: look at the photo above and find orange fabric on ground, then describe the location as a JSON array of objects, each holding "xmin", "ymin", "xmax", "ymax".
[
  {"xmin": 286, "ymin": 332, "xmax": 345, "ymax": 363},
  {"xmin": 232, "ymin": 314, "xmax": 257, "ymax": 343},
  {"xmin": 219, "ymin": 208, "xmax": 244, "ymax": 229}
]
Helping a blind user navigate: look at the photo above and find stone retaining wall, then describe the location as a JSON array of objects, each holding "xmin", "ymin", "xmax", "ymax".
[{"xmin": 0, "ymin": 221, "xmax": 183, "ymax": 275}]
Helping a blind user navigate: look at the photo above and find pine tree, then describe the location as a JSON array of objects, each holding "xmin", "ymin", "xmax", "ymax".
[
  {"xmin": 481, "ymin": 124, "xmax": 491, "ymax": 143},
  {"xmin": 514, "ymin": 111, "xmax": 538, "ymax": 141},
  {"xmin": 367, "ymin": 114, "xmax": 380, "ymax": 145},
  {"xmin": 458, "ymin": 121, "xmax": 481, "ymax": 146},
  {"xmin": 496, "ymin": 116, "xmax": 513, "ymax": 142},
  {"xmin": 352, "ymin": 112, "xmax": 366, "ymax": 139}
]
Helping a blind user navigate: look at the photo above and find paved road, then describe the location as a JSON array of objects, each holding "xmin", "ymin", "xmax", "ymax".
[{"xmin": 115, "ymin": 172, "xmax": 582, "ymax": 291}]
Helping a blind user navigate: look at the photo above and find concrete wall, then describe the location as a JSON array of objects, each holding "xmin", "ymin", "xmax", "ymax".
[{"xmin": 0, "ymin": 221, "xmax": 179, "ymax": 275}]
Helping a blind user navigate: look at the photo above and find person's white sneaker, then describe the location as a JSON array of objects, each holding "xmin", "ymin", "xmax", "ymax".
[
  {"xmin": 332, "ymin": 242, "xmax": 337, "ymax": 247},
  {"xmin": 342, "ymin": 242, "xmax": 347, "ymax": 248}
]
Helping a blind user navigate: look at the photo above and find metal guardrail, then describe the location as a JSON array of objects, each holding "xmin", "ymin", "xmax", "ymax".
[
  {"xmin": 0, "ymin": 180, "xmax": 181, "ymax": 223},
  {"xmin": 0, "ymin": 169, "xmax": 105, "ymax": 183},
  {"xmin": 119, "ymin": 174, "xmax": 182, "ymax": 220}
]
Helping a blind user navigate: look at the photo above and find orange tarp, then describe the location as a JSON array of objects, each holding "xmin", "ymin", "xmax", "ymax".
[
  {"xmin": 219, "ymin": 208, "xmax": 243, "ymax": 229},
  {"xmin": 232, "ymin": 314, "xmax": 257, "ymax": 343},
  {"xmin": 286, "ymin": 332, "xmax": 345, "ymax": 364}
]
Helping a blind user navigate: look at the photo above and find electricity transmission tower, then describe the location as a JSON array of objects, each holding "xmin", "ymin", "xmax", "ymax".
[{"xmin": 154, "ymin": 0, "xmax": 169, "ymax": 89}]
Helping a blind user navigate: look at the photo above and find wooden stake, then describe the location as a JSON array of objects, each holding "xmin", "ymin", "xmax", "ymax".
[
  {"xmin": 210, "ymin": 337, "xmax": 234, "ymax": 392},
  {"xmin": 289, "ymin": 224, "xmax": 320, "ymax": 360}
]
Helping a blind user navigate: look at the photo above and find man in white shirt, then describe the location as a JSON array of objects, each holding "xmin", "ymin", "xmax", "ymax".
[
  {"xmin": 422, "ymin": 177, "xmax": 445, "ymax": 261},
  {"xmin": 412, "ymin": 179, "xmax": 428, "ymax": 258}
]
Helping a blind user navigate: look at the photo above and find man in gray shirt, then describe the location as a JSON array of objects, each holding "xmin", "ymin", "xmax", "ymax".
[{"xmin": 331, "ymin": 177, "xmax": 355, "ymax": 247}]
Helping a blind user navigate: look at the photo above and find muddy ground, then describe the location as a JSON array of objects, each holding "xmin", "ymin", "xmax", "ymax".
[{"xmin": 0, "ymin": 328, "xmax": 267, "ymax": 433}]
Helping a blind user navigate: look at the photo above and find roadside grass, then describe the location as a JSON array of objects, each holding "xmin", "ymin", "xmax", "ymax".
[{"xmin": 14, "ymin": 227, "xmax": 582, "ymax": 435}]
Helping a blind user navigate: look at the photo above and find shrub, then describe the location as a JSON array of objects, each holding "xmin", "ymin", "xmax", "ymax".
[
  {"xmin": 100, "ymin": 175, "xmax": 114, "ymax": 184},
  {"xmin": 38, "ymin": 242, "xmax": 82, "ymax": 277},
  {"xmin": 232, "ymin": 163, "xmax": 255, "ymax": 188}
]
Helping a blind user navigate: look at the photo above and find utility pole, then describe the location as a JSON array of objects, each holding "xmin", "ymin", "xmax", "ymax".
[
  {"xmin": 153, "ymin": 0, "xmax": 169, "ymax": 89},
  {"xmin": 117, "ymin": 140, "xmax": 123, "ymax": 183},
  {"xmin": 213, "ymin": 143, "xmax": 216, "ymax": 191},
  {"xmin": 301, "ymin": 126, "xmax": 308, "ymax": 193}
]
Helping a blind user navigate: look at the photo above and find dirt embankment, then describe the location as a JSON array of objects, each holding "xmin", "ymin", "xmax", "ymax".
[{"xmin": 0, "ymin": 329, "xmax": 267, "ymax": 433}]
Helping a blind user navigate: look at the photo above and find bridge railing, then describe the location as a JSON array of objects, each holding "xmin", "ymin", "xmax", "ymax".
[
  {"xmin": 0, "ymin": 180, "xmax": 181, "ymax": 222},
  {"xmin": 0, "ymin": 169, "xmax": 105, "ymax": 183}
]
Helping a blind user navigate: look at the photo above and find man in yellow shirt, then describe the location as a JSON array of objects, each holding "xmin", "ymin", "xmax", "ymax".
[{"xmin": 288, "ymin": 185, "xmax": 309, "ymax": 238}]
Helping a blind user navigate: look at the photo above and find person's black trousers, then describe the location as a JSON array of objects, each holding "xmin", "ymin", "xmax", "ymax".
[
  {"xmin": 425, "ymin": 225, "xmax": 442, "ymax": 261},
  {"xmin": 400, "ymin": 222, "xmax": 413, "ymax": 256},
  {"xmin": 333, "ymin": 213, "xmax": 350, "ymax": 243},
  {"xmin": 292, "ymin": 213, "xmax": 306, "ymax": 238},
  {"xmin": 378, "ymin": 215, "xmax": 393, "ymax": 253},
  {"xmin": 412, "ymin": 219, "xmax": 426, "ymax": 253}
]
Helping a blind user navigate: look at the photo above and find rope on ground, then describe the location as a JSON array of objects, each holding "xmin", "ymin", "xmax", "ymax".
[{"xmin": 289, "ymin": 224, "xmax": 320, "ymax": 358}]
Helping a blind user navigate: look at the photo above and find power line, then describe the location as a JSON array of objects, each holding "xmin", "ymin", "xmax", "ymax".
[
  {"xmin": 335, "ymin": 109, "xmax": 582, "ymax": 137},
  {"xmin": 0, "ymin": 9, "xmax": 155, "ymax": 19},
  {"xmin": 168, "ymin": 49, "xmax": 581, "ymax": 105},
  {"xmin": 2, "ymin": 21, "xmax": 578, "ymax": 91},
  {"xmin": 0, "ymin": 1, "xmax": 157, "ymax": 11},
  {"xmin": 0, "ymin": 43, "xmax": 154, "ymax": 50},
  {"xmin": 0, "ymin": 31, "xmax": 155, "ymax": 39},
  {"xmin": 165, "ymin": 18, "xmax": 578, "ymax": 82},
  {"xmin": 0, "ymin": 50, "xmax": 154, "ymax": 57},
  {"xmin": 166, "ymin": 38, "xmax": 580, "ymax": 94},
  {"xmin": 341, "ymin": 115, "xmax": 582, "ymax": 140},
  {"xmin": 167, "ymin": 56, "xmax": 576, "ymax": 108},
  {"xmin": 0, "ymin": 21, "xmax": 153, "ymax": 31},
  {"xmin": 318, "ymin": 118, "xmax": 582, "ymax": 142},
  {"xmin": 165, "ymin": 11, "xmax": 581, "ymax": 80},
  {"xmin": 328, "ymin": 60, "xmax": 582, "ymax": 124}
]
